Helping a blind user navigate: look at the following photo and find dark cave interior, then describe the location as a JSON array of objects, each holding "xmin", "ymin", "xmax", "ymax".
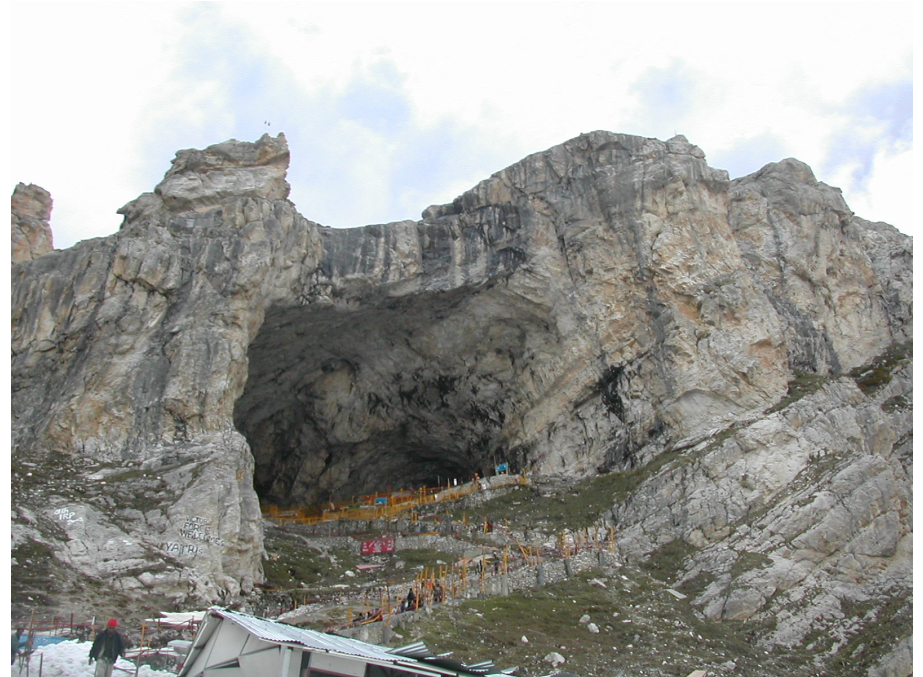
[{"xmin": 233, "ymin": 286, "xmax": 554, "ymax": 508}]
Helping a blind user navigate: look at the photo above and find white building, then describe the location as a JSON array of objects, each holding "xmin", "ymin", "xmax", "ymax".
[{"xmin": 178, "ymin": 607, "xmax": 515, "ymax": 677}]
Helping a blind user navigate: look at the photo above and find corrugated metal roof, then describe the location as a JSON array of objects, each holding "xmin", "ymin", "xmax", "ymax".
[
  {"xmin": 193, "ymin": 607, "xmax": 514, "ymax": 677},
  {"xmin": 391, "ymin": 641, "xmax": 435, "ymax": 658},
  {"xmin": 421, "ymin": 656, "xmax": 471, "ymax": 673},
  {"xmin": 465, "ymin": 660, "xmax": 497, "ymax": 672},
  {"xmin": 209, "ymin": 607, "xmax": 401, "ymax": 663}
]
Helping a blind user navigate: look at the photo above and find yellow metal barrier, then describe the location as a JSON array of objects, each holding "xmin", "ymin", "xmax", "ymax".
[{"xmin": 263, "ymin": 473, "xmax": 528, "ymax": 525}]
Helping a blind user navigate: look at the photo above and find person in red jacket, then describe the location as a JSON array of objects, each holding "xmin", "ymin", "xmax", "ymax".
[{"xmin": 89, "ymin": 619, "xmax": 125, "ymax": 677}]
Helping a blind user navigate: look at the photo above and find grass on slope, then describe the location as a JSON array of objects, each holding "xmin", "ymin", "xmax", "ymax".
[
  {"xmin": 394, "ymin": 568, "xmax": 816, "ymax": 677},
  {"xmin": 452, "ymin": 460, "xmax": 690, "ymax": 534}
]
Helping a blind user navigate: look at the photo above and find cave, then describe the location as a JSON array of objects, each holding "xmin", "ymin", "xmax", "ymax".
[{"xmin": 233, "ymin": 283, "xmax": 556, "ymax": 507}]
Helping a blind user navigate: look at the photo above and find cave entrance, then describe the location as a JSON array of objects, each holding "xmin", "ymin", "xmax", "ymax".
[{"xmin": 233, "ymin": 287, "xmax": 538, "ymax": 508}]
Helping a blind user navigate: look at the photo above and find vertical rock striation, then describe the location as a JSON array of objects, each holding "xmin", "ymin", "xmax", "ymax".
[
  {"xmin": 11, "ymin": 126, "xmax": 911, "ymax": 668},
  {"xmin": 12, "ymin": 134, "xmax": 309, "ymax": 605},
  {"xmin": 12, "ymin": 182, "xmax": 54, "ymax": 262}
]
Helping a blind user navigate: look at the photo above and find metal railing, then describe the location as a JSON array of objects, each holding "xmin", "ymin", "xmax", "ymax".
[{"xmin": 262, "ymin": 474, "xmax": 528, "ymax": 526}]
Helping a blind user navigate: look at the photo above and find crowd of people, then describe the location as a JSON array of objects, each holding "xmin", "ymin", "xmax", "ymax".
[{"xmin": 347, "ymin": 580, "xmax": 449, "ymax": 629}]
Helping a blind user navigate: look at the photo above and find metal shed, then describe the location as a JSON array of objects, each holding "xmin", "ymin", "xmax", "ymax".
[{"xmin": 178, "ymin": 607, "xmax": 514, "ymax": 677}]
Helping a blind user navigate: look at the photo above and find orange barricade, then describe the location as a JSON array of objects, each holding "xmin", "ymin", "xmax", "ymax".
[{"xmin": 262, "ymin": 474, "xmax": 527, "ymax": 526}]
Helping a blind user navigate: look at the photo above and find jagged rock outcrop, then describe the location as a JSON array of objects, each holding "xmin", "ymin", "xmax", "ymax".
[
  {"xmin": 155, "ymin": 132, "xmax": 291, "ymax": 212},
  {"xmin": 12, "ymin": 182, "xmax": 54, "ymax": 262},
  {"xmin": 610, "ymin": 347, "xmax": 911, "ymax": 665},
  {"xmin": 11, "ymin": 131, "xmax": 911, "ymax": 674}
]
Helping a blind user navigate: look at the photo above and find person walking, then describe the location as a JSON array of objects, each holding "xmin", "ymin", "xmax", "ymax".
[
  {"xmin": 89, "ymin": 619, "xmax": 125, "ymax": 677},
  {"xmin": 405, "ymin": 587, "xmax": 417, "ymax": 611},
  {"xmin": 11, "ymin": 628, "xmax": 23, "ymax": 665}
]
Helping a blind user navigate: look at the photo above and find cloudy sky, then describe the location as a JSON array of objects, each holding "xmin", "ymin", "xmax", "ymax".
[{"xmin": 11, "ymin": 2, "xmax": 913, "ymax": 250}]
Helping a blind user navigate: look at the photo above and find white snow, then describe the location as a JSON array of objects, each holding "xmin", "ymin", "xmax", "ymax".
[
  {"xmin": 142, "ymin": 612, "xmax": 205, "ymax": 629},
  {"xmin": 10, "ymin": 639, "xmax": 176, "ymax": 677}
]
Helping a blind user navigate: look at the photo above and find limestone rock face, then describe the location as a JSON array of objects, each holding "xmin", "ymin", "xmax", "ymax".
[
  {"xmin": 155, "ymin": 132, "xmax": 291, "ymax": 212},
  {"xmin": 12, "ymin": 135, "xmax": 306, "ymax": 611},
  {"xmin": 12, "ymin": 182, "xmax": 54, "ymax": 262},
  {"xmin": 11, "ymin": 129, "xmax": 911, "ymax": 670},
  {"xmin": 727, "ymin": 160, "xmax": 909, "ymax": 370},
  {"xmin": 611, "ymin": 350, "xmax": 911, "ymax": 653}
]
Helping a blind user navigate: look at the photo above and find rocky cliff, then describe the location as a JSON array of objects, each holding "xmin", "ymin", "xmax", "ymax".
[
  {"xmin": 12, "ymin": 182, "xmax": 54, "ymax": 262},
  {"xmin": 11, "ymin": 131, "xmax": 911, "ymax": 673}
]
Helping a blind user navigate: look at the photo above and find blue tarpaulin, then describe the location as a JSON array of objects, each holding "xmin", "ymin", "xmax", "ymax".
[{"xmin": 32, "ymin": 636, "xmax": 70, "ymax": 648}]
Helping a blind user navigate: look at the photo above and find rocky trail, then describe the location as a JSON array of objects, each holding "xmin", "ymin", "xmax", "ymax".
[
  {"xmin": 254, "ymin": 477, "xmax": 617, "ymax": 628},
  {"xmin": 246, "ymin": 468, "xmax": 911, "ymax": 677}
]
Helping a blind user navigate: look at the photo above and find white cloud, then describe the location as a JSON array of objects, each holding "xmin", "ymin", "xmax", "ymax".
[
  {"xmin": 11, "ymin": 2, "xmax": 189, "ymax": 246},
  {"xmin": 10, "ymin": 2, "xmax": 913, "ymax": 248},
  {"xmin": 828, "ymin": 147, "xmax": 913, "ymax": 232}
]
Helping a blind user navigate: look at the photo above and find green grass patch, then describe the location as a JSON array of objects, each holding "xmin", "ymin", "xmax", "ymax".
[
  {"xmin": 11, "ymin": 539, "xmax": 61, "ymax": 610},
  {"xmin": 400, "ymin": 568, "xmax": 810, "ymax": 677},
  {"xmin": 466, "ymin": 449, "xmax": 703, "ymax": 535},
  {"xmin": 677, "ymin": 570, "xmax": 717, "ymax": 597},
  {"xmin": 766, "ymin": 371, "xmax": 829, "ymax": 414},
  {"xmin": 262, "ymin": 532, "xmax": 458, "ymax": 593},
  {"xmin": 262, "ymin": 530, "xmax": 359, "ymax": 589},
  {"xmin": 445, "ymin": 446, "xmax": 707, "ymax": 537},
  {"xmin": 394, "ymin": 548, "xmax": 459, "ymax": 571},
  {"xmin": 882, "ymin": 394, "xmax": 910, "ymax": 413},
  {"xmin": 638, "ymin": 538, "xmax": 697, "ymax": 583},
  {"xmin": 730, "ymin": 550, "xmax": 772, "ymax": 578},
  {"xmin": 849, "ymin": 341, "xmax": 912, "ymax": 395},
  {"xmin": 822, "ymin": 593, "xmax": 912, "ymax": 676}
]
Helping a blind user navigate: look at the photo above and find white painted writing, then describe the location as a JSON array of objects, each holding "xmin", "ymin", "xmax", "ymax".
[
  {"xmin": 53, "ymin": 507, "xmax": 83, "ymax": 524},
  {"xmin": 162, "ymin": 541, "xmax": 204, "ymax": 557},
  {"xmin": 179, "ymin": 516, "xmax": 225, "ymax": 546}
]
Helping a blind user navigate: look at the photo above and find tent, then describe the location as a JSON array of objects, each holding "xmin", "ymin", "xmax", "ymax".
[{"xmin": 178, "ymin": 607, "xmax": 515, "ymax": 677}]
